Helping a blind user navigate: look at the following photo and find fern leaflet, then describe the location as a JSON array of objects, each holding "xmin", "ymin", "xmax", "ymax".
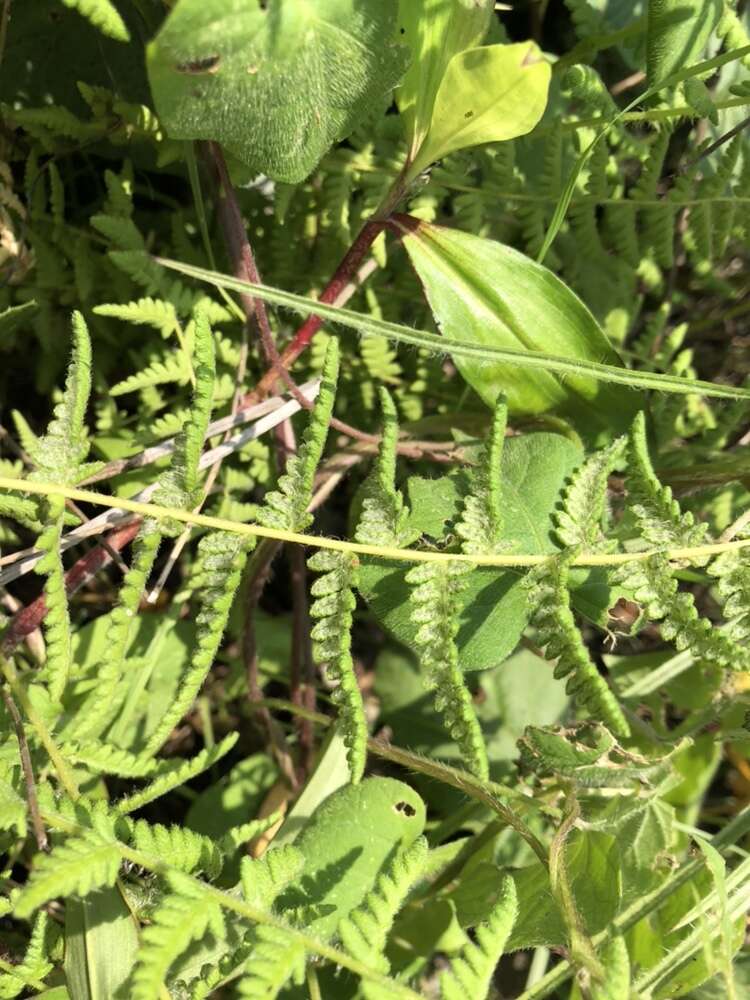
[
  {"xmin": 258, "ymin": 338, "xmax": 339, "ymax": 532},
  {"xmin": 59, "ymin": 0, "xmax": 130, "ymax": 42},
  {"xmin": 526, "ymin": 556, "xmax": 631, "ymax": 738},
  {"xmin": 456, "ymin": 397, "xmax": 507, "ymax": 555},
  {"xmin": 143, "ymin": 532, "xmax": 253, "ymax": 754},
  {"xmin": 356, "ymin": 387, "xmax": 412, "ymax": 546},
  {"xmin": 132, "ymin": 873, "xmax": 225, "ymax": 1000},
  {"xmin": 338, "ymin": 836, "xmax": 428, "ymax": 973},
  {"xmin": 308, "ymin": 549, "xmax": 367, "ymax": 782},
  {"xmin": 555, "ymin": 437, "xmax": 626, "ymax": 549},
  {"xmin": 405, "ymin": 561, "xmax": 488, "ymax": 779},
  {"xmin": 439, "ymin": 875, "xmax": 518, "ymax": 1000},
  {"xmin": 14, "ymin": 833, "xmax": 121, "ymax": 918}
]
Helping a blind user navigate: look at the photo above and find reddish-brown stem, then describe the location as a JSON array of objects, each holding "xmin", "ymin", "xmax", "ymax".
[
  {"xmin": 280, "ymin": 218, "xmax": 386, "ymax": 365},
  {"xmin": 1, "ymin": 520, "xmax": 140, "ymax": 655}
]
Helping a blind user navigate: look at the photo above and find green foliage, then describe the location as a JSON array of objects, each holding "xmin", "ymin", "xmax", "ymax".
[
  {"xmin": 3, "ymin": 2, "xmax": 750, "ymax": 996},
  {"xmin": 147, "ymin": 0, "xmax": 408, "ymax": 183},
  {"xmin": 406, "ymin": 560, "xmax": 489, "ymax": 778},
  {"xmin": 308, "ymin": 549, "xmax": 367, "ymax": 782},
  {"xmin": 258, "ymin": 339, "xmax": 339, "ymax": 532}
]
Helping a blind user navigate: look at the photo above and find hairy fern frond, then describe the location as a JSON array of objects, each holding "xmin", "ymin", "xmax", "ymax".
[
  {"xmin": 456, "ymin": 397, "xmax": 507, "ymax": 554},
  {"xmin": 555, "ymin": 437, "xmax": 626, "ymax": 549},
  {"xmin": 308, "ymin": 549, "xmax": 367, "ymax": 782},
  {"xmin": 439, "ymin": 874, "xmax": 518, "ymax": 1000},
  {"xmin": 220, "ymin": 810, "xmax": 285, "ymax": 855},
  {"xmin": 94, "ymin": 297, "xmax": 179, "ymax": 338},
  {"xmin": 338, "ymin": 836, "xmax": 428, "ymax": 972},
  {"xmin": 710, "ymin": 547, "xmax": 750, "ymax": 644},
  {"xmin": 59, "ymin": 0, "xmax": 130, "ymax": 41},
  {"xmin": 14, "ymin": 833, "xmax": 121, "ymax": 919},
  {"xmin": 78, "ymin": 522, "xmax": 162, "ymax": 737},
  {"xmin": 132, "ymin": 874, "xmax": 225, "ymax": 1000},
  {"xmin": 0, "ymin": 912, "xmax": 52, "ymax": 997},
  {"xmin": 152, "ymin": 309, "xmax": 215, "ymax": 517},
  {"xmin": 618, "ymin": 555, "xmax": 750, "ymax": 669},
  {"xmin": 526, "ymin": 556, "xmax": 631, "ymax": 737},
  {"xmin": 65, "ymin": 740, "xmax": 158, "ymax": 777},
  {"xmin": 406, "ymin": 561, "xmax": 488, "ymax": 778},
  {"xmin": 235, "ymin": 926, "xmax": 306, "ymax": 999},
  {"xmin": 627, "ymin": 411, "xmax": 708, "ymax": 548},
  {"xmin": 356, "ymin": 387, "xmax": 412, "ymax": 546},
  {"xmin": 28, "ymin": 313, "xmax": 93, "ymax": 702},
  {"xmin": 29, "ymin": 311, "xmax": 92, "ymax": 483},
  {"xmin": 258, "ymin": 338, "xmax": 339, "ymax": 532},
  {"xmin": 0, "ymin": 778, "xmax": 27, "ymax": 839},
  {"xmin": 143, "ymin": 531, "xmax": 253, "ymax": 754},
  {"xmin": 110, "ymin": 353, "xmax": 191, "ymax": 396},
  {"xmin": 130, "ymin": 820, "xmax": 223, "ymax": 878},
  {"xmin": 241, "ymin": 845, "xmax": 305, "ymax": 909},
  {"xmin": 90, "ymin": 212, "xmax": 144, "ymax": 251},
  {"xmin": 117, "ymin": 733, "xmax": 239, "ymax": 814}
]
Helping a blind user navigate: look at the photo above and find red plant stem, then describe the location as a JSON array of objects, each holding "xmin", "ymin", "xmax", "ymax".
[
  {"xmin": 1, "ymin": 520, "xmax": 140, "ymax": 655},
  {"xmin": 279, "ymin": 218, "xmax": 386, "ymax": 366}
]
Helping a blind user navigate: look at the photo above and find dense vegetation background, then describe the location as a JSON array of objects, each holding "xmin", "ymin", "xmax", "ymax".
[{"xmin": 2, "ymin": 1, "xmax": 750, "ymax": 998}]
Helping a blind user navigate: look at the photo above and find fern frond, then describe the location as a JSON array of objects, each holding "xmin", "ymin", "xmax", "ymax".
[
  {"xmin": 130, "ymin": 820, "xmax": 223, "ymax": 878},
  {"xmin": 220, "ymin": 811, "xmax": 285, "ymax": 856},
  {"xmin": 405, "ymin": 561, "xmax": 488, "ymax": 779},
  {"xmin": 527, "ymin": 556, "xmax": 630, "ymax": 737},
  {"xmin": 132, "ymin": 875, "xmax": 225, "ymax": 1000},
  {"xmin": 235, "ymin": 926, "xmax": 306, "ymax": 999},
  {"xmin": 144, "ymin": 531, "xmax": 253, "ymax": 754},
  {"xmin": 65, "ymin": 740, "xmax": 159, "ymax": 777},
  {"xmin": 33, "ymin": 495, "xmax": 70, "ymax": 702},
  {"xmin": 28, "ymin": 313, "xmax": 93, "ymax": 701},
  {"xmin": 110, "ymin": 352, "xmax": 190, "ymax": 396},
  {"xmin": 456, "ymin": 397, "xmax": 507, "ymax": 555},
  {"xmin": 117, "ymin": 733, "xmax": 239, "ymax": 814},
  {"xmin": 94, "ymin": 297, "xmax": 178, "ymax": 337},
  {"xmin": 627, "ymin": 411, "xmax": 708, "ymax": 548},
  {"xmin": 356, "ymin": 387, "xmax": 412, "ymax": 546},
  {"xmin": 439, "ymin": 874, "xmax": 518, "ymax": 1000},
  {"xmin": 0, "ymin": 912, "xmax": 53, "ymax": 997},
  {"xmin": 240, "ymin": 845, "xmax": 305, "ymax": 908},
  {"xmin": 29, "ymin": 311, "xmax": 92, "ymax": 482},
  {"xmin": 555, "ymin": 437, "xmax": 626, "ymax": 549},
  {"xmin": 258, "ymin": 338, "xmax": 339, "ymax": 532},
  {"xmin": 338, "ymin": 836, "xmax": 428, "ymax": 973},
  {"xmin": 77, "ymin": 520, "xmax": 162, "ymax": 737},
  {"xmin": 90, "ymin": 212, "xmax": 144, "ymax": 250},
  {"xmin": 308, "ymin": 549, "xmax": 366, "ymax": 782},
  {"xmin": 59, "ymin": 0, "xmax": 130, "ymax": 41},
  {"xmin": 619, "ymin": 555, "xmax": 750, "ymax": 669},
  {"xmin": 151, "ymin": 309, "xmax": 215, "ymax": 519},
  {"xmin": 14, "ymin": 833, "xmax": 121, "ymax": 919},
  {"xmin": 711, "ymin": 547, "xmax": 750, "ymax": 644},
  {"xmin": 0, "ymin": 777, "xmax": 27, "ymax": 838}
]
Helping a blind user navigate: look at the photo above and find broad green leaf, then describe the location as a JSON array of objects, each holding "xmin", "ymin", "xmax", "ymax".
[
  {"xmin": 646, "ymin": 0, "xmax": 722, "ymax": 86},
  {"xmin": 64, "ymin": 886, "xmax": 139, "ymax": 1000},
  {"xmin": 358, "ymin": 432, "xmax": 584, "ymax": 671},
  {"xmin": 407, "ymin": 42, "xmax": 551, "ymax": 179},
  {"xmin": 503, "ymin": 829, "xmax": 621, "ymax": 950},
  {"xmin": 396, "ymin": 0, "xmax": 493, "ymax": 159},
  {"xmin": 158, "ymin": 255, "xmax": 750, "ymax": 403},
  {"xmin": 275, "ymin": 777, "xmax": 425, "ymax": 940},
  {"xmin": 273, "ymin": 728, "xmax": 353, "ymax": 848},
  {"xmin": 185, "ymin": 753, "xmax": 278, "ymax": 840},
  {"xmin": 399, "ymin": 220, "xmax": 640, "ymax": 440},
  {"xmin": 147, "ymin": 0, "xmax": 408, "ymax": 183},
  {"xmin": 376, "ymin": 647, "xmax": 568, "ymax": 774}
]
